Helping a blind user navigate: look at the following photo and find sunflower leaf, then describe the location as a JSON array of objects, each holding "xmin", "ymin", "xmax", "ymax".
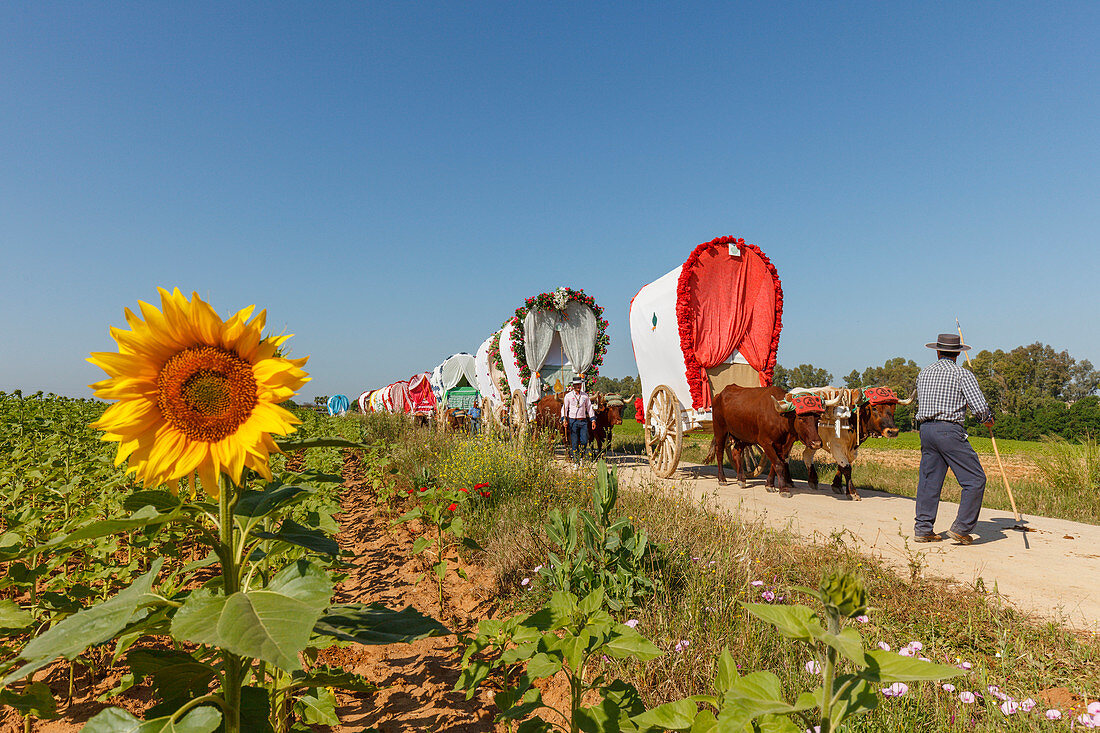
[
  {"xmin": 274, "ymin": 437, "xmax": 367, "ymax": 451},
  {"xmin": 17, "ymin": 506, "xmax": 177, "ymax": 558},
  {"xmin": 252, "ymin": 519, "xmax": 339, "ymax": 557},
  {"xmin": 170, "ymin": 560, "xmax": 331, "ymax": 672},
  {"xmin": 1, "ymin": 560, "xmax": 163, "ymax": 686},
  {"xmin": 83, "ymin": 705, "xmax": 221, "ymax": 733}
]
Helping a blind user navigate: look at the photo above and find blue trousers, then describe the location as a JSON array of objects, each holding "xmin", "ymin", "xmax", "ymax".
[
  {"xmin": 915, "ymin": 421, "xmax": 987, "ymax": 536},
  {"xmin": 567, "ymin": 418, "xmax": 590, "ymax": 461}
]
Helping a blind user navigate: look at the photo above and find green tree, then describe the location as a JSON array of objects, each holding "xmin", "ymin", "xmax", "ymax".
[{"xmin": 773, "ymin": 364, "xmax": 833, "ymax": 390}]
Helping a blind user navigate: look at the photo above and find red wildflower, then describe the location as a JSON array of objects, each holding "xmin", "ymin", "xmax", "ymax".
[
  {"xmin": 474, "ymin": 482, "xmax": 489, "ymax": 490},
  {"xmin": 458, "ymin": 487, "xmax": 469, "ymax": 493},
  {"xmin": 447, "ymin": 503, "xmax": 457, "ymax": 511},
  {"xmin": 480, "ymin": 490, "xmax": 491, "ymax": 498}
]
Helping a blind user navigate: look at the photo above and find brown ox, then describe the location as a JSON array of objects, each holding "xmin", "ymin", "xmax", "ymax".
[
  {"xmin": 801, "ymin": 386, "xmax": 913, "ymax": 500},
  {"xmin": 708, "ymin": 385, "xmax": 826, "ymax": 495},
  {"xmin": 533, "ymin": 393, "xmax": 567, "ymax": 442},
  {"xmin": 591, "ymin": 393, "xmax": 631, "ymax": 455}
]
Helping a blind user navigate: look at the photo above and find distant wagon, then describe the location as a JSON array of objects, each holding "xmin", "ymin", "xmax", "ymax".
[
  {"xmin": 430, "ymin": 353, "xmax": 480, "ymax": 429},
  {"xmin": 489, "ymin": 287, "xmax": 609, "ymax": 432},
  {"xmin": 406, "ymin": 372, "xmax": 437, "ymax": 418},
  {"xmin": 629, "ymin": 236, "xmax": 783, "ymax": 477}
]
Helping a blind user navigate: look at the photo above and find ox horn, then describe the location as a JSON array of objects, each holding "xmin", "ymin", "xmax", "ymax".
[
  {"xmin": 770, "ymin": 395, "xmax": 793, "ymax": 413},
  {"xmin": 896, "ymin": 390, "xmax": 916, "ymax": 405},
  {"xmin": 823, "ymin": 394, "xmax": 842, "ymax": 407}
]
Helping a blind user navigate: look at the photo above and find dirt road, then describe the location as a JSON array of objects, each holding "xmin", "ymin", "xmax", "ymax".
[{"xmin": 613, "ymin": 456, "xmax": 1100, "ymax": 632}]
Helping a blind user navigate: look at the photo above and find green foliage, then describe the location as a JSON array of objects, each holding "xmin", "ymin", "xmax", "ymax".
[
  {"xmin": 774, "ymin": 364, "xmax": 834, "ymax": 390},
  {"xmin": 455, "ymin": 588, "xmax": 663, "ymax": 733},
  {"xmin": 539, "ymin": 461, "xmax": 661, "ymax": 611},
  {"xmin": 0, "ymin": 396, "xmax": 441, "ymax": 732},
  {"xmin": 393, "ymin": 483, "xmax": 486, "ymax": 614}
]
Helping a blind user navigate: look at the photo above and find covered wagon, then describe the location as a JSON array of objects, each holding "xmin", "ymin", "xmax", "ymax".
[
  {"xmin": 406, "ymin": 373, "xmax": 436, "ymax": 417},
  {"xmin": 381, "ymin": 380, "xmax": 411, "ymax": 413},
  {"xmin": 629, "ymin": 236, "xmax": 783, "ymax": 477},
  {"xmin": 490, "ymin": 287, "xmax": 609, "ymax": 430},
  {"xmin": 475, "ymin": 332, "xmax": 508, "ymax": 427},
  {"xmin": 430, "ymin": 353, "xmax": 479, "ymax": 427},
  {"xmin": 326, "ymin": 394, "xmax": 350, "ymax": 416}
]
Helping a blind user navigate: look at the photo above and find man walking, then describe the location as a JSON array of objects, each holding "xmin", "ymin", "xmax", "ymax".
[
  {"xmin": 561, "ymin": 377, "xmax": 596, "ymax": 463},
  {"xmin": 914, "ymin": 333, "xmax": 994, "ymax": 544}
]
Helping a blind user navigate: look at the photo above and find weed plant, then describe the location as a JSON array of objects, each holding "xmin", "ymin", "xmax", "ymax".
[{"xmin": 371, "ymin": 413, "xmax": 1100, "ymax": 731}]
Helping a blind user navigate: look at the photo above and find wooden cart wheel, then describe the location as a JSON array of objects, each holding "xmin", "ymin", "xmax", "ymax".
[
  {"xmin": 644, "ymin": 385, "xmax": 683, "ymax": 478},
  {"xmin": 510, "ymin": 389, "xmax": 528, "ymax": 434}
]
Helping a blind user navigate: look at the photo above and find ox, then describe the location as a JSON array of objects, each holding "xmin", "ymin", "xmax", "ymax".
[
  {"xmin": 533, "ymin": 393, "xmax": 567, "ymax": 442},
  {"xmin": 591, "ymin": 393, "xmax": 632, "ymax": 455},
  {"xmin": 708, "ymin": 385, "xmax": 829, "ymax": 495},
  {"xmin": 799, "ymin": 386, "xmax": 914, "ymax": 500}
]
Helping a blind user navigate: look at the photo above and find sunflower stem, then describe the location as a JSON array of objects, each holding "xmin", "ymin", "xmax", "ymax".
[{"xmin": 219, "ymin": 474, "xmax": 243, "ymax": 733}]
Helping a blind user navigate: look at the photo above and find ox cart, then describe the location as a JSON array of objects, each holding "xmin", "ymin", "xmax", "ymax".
[
  {"xmin": 629, "ymin": 236, "xmax": 784, "ymax": 477},
  {"xmin": 431, "ymin": 353, "xmax": 480, "ymax": 430},
  {"xmin": 489, "ymin": 287, "xmax": 609, "ymax": 432}
]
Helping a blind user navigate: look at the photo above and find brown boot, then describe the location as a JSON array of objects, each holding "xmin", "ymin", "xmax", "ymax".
[
  {"xmin": 946, "ymin": 530, "xmax": 973, "ymax": 545},
  {"xmin": 914, "ymin": 533, "xmax": 943, "ymax": 543}
]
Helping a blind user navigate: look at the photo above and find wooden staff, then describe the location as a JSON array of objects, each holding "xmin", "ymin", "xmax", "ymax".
[{"xmin": 956, "ymin": 320, "xmax": 1022, "ymax": 522}]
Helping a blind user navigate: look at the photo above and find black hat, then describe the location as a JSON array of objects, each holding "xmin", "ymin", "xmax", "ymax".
[
  {"xmin": 925, "ymin": 333, "xmax": 971, "ymax": 351},
  {"xmin": 571, "ymin": 376, "xmax": 585, "ymax": 386}
]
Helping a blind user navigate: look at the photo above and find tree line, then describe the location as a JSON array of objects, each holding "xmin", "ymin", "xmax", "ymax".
[{"xmin": 600, "ymin": 342, "xmax": 1100, "ymax": 441}]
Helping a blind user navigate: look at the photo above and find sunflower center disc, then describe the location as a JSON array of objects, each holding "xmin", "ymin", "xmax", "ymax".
[{"xmin": 157, "ymin": 345, "xmax": 258, "ymax": 442}]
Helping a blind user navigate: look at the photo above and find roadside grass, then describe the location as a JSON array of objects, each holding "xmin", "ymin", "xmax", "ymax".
[
  {"xmin": 364, "ymin": 413, "xmax": 1100, "ymax": 731},
  {"xmin": 613, "ymin": 421, "xmax": 1100, "ymax": 525}
]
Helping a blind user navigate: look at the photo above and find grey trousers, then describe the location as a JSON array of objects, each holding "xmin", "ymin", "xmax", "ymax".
[{"xmin": 915, "ymin": 421, "xmax": 987, "ymax": 536}]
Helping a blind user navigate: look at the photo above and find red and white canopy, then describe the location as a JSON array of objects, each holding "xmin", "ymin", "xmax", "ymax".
[{"xmin": 629, "ymin": 236, "xmax": 783, "ymax": 411}]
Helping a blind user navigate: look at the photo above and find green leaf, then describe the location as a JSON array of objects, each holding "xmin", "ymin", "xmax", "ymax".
[
  {"xmin": 239, "ymin": 686, "xmax": 275, "ymax": 733},
  {"xmin": 297, "ymin": 687, "xmax": 340, "ymax": 726},
  {"xmin": 313, "ymin": 603, "xmax": 448, "ymax": 645},
  {"xmin": 860, "ymin": 650, "xmax": 964, "ymax": 683},
  {"xmin": 558, "ymin": 630, "xmax": 590, "ymax": 672},
  {"xmin": 829, "ymin": 674, "xmax": 878, "ymax": 726},
  {"xmin": 603, "ymin": 628, "xmax": 663, "ymax": 661},
  {"xmin": 688, "ymin": 709, "xmax": 718, "ymax": 733},
  {"xmin": 123, "ymin": 490, "xmax": 182, "ymax": 514},
  {"xmin": 715, "ymin": 647, "xmax": 738, "ymax": 694},
  {"xmin": 0, "ymin": 682, "xmax": 57, "ymax": 718},
  {"xmin": 526, "ymin": 652, "xmax": 562, "ymax": 679},
  {"xmin": 171, "ymin": 560, "xmax": 331, "ymax": 672},
  {"xmin": 0, "ymin": 599, "xmax": 33, "ymax": 633},
  {"xmin": 1, "ymin": 559, "xmax": 162, "ymax": 686},
  {"xmin": 740, "ymin": 603, "xmax": 819, "ymax": 643},
  {"xmin": 290, "ymin": 665, "xmax": 379, "ymax": 692},
  {"xmin": 253, "ymin": 519, "xmax": 339, "ymax": 557},
  {"xmin": 629, "ymin": 699, "xmax": 698, "ymax": 731},
  {"xmin": 83, "ymin": 705, "xmax": 221, "ymax": 733},
  {"xmin": 807, "ymin": 626, "xmax": 865, "ymax": 665},
  {"xmin": 275, "ymin": 436, "xmax": 367, "ymax": 450},
  {"xmin": 411, "ymin": 536, "xmax": 432, "ymax": 554},
  {"xmin": 455, "ymin": 660, "xmax": 491, "ymax": 699},
  {"xmin": 235, "ymin": 484, "xmax": 309, "ymax": 518},
  {"xmin": 516, "ymin": 716, "xmax": 555, "ymax": 732},
  {"xmin": 756, "ymin": 714, "xmax": 803, "ymax": 732},
  {"xmin": 127, "ymin": 649, "xmax": 217, "ymax": 711},
  {"xmin": 24, "ymin": 507, "xmax": 175, "ymax": 557}
]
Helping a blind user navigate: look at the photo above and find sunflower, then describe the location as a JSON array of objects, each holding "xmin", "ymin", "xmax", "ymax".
[{"xmin": 89, "ymin": 288, "xmax": 310, "ymax": 494}]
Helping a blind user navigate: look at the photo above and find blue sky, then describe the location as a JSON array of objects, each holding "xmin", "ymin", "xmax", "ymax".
[{"xmin": 2, "ymin": 2, "xmax": 1097, "ymax": 400}]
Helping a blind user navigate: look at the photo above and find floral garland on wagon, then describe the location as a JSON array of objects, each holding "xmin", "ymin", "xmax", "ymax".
[
  {"xmin": 487, "ymin": 330, "xmax": 509, "ymax": 400},
  {"xmin": 505, "ymin": 287, "xmax": 609, "ymax": 393}
]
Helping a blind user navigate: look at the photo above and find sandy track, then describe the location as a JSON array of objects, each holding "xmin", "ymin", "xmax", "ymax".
[{"xmin": 611, "ymin": 455, "xmax": 1100, "ymax": 632}]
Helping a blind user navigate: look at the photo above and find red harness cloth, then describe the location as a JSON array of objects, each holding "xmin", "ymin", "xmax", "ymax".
[
  {"xmin": 791, "ymin": 394, "xmax": 825, "ymax": 415},
  {"xmin": 863, "ymin": 387, "xmax": 899, "ymax": 405}
]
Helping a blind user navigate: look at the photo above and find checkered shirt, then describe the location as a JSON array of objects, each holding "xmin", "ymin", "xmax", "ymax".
[{"xmin": 915, "ymin": 358, "xmax": 992, "ymax": 425}]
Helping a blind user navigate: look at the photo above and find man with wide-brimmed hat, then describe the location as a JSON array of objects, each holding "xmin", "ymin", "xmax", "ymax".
[
  {"xmin": 913, "ymin": 333, "xmax": 994, "ymax": 545},
  {"xmin": 561, "ymin": 376, "xmax": 596, "ymax": 462}
]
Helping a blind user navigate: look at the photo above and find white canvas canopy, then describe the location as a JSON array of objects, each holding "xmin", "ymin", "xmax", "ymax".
[
  {"xmin": 475, "ymin": 334, "xmax": 503, "ymax": 409},
  {"xmin": 358, "ymin": 391, "xmax": 372, "ymax": 413},
  {"xmin": 500, "ymin": 303, "xmax": 598, "ymax": 405},
  {"xmin": 369, "ymin": 389, "xmax": 386, "ymax": 412},
  {"xmin": 430, "ymin": 353, "xmax": 478, "ymax": 401},
  {"xmin": 629, "ymin": 264, "xmax": 751, "ymax": 420}
]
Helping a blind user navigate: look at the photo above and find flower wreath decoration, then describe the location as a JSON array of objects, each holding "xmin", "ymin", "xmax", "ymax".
[
  {"xmin": 676, "ymin": 236, "xmax": 783, "ymax": 408},
  {"xmin": 488, "ymin": 330, "xmax": 508, "ymax": 399},
  {"xmin": 504, "ymin": 287, "xmax": 609, "ymax": 393}
]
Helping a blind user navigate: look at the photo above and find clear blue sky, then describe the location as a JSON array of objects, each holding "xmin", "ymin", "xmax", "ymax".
[{"xmin": 2, "ymin": 2, "xmax": 1097, "ymax": 401}]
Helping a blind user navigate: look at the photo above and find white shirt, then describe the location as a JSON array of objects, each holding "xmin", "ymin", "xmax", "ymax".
[{"xmin": 561, "ymin": 390, "xmax": 595, "ymax": 420}]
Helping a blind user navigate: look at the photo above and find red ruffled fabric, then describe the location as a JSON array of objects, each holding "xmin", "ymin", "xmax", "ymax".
[{"xmin": 676, "ymin": 236, "xmax": 784, "ymax": 410}]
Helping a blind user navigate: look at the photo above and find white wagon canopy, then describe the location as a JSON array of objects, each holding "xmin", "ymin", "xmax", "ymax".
[
  {"xmin": 630, "ymin": 236, "xmax": 783, "ymax": 476},
  {"xmin": 430, "ymin": 353, "xmax": 479, "ymax": 410}
]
